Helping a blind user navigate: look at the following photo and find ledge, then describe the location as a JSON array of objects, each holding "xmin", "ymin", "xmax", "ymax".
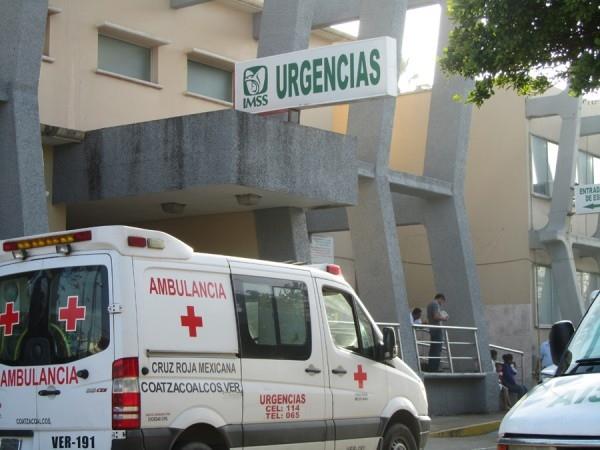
[
  {"xmin": 187, "ymin": 48, "xmax": 236, "ymax": 71},
  {"xmin": 184, "ymin": 91, "xmax": 232, "ymax": 107},
  {"xmin": 95, "ymin": 69, "xmax": 163, "ymax": 90},
  {"xmin": 48, "ymin": 6, "xmax": 62, "ymax": 15},
  {"xmin": 42, "ymin": 55, "xmax": 55, "ymax": 64},
  {"xmin": 97, "ymin": 22, "xmax": 171, "ymax": 47}
]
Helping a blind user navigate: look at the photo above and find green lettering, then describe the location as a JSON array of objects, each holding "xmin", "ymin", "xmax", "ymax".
[
  {"xmin": 356, "ymin": 51, "xmax": 369, "ymax": 87},
  {"xmin": 324, "ymin": 56, "xmax": 336, "ymax": 92},
  {"xmin": 276, "ymin": 65, "xmax": 287, "ymax": 99},
  {"xmin": 589, "ymin": 387, "xmax": 600, "ymax": 402},
  {"xmin": 369, "ymin": 49, "xmax": 381, "ymax": 85},
  {"xmin": 300, "ymin": 60, "xmax": 312, "ymax": 95},
  {"xmin": 288, "ymin": 63, "xmax": 299, "ymax": 97},
  {"xmin": 349, "ymin": 52, "xmax": 355, "ymax": 88},
  {"xmin": 549, "ymin": 391, "xmax": 574, "ymax": 407},
  {"xmin": 313, "ymin": 58, "xmax": 323, "ymax": 94},
  {"xmin": 337, "ymin": 54, "xmax": 349, "ymax": 90}
]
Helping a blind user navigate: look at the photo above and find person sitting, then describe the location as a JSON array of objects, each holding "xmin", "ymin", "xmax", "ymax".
[{"xmin": 501, "ymin": 353, "xmax": 528, "ymax": 399}]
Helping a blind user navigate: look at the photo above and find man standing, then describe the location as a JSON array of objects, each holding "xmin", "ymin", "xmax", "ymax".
[{"xmin": 427, "ymin": 293, "xmax": 449, "ymax": 372}]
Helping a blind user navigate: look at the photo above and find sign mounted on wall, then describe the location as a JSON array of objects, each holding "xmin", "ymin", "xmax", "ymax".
[
  {"xmin": 575, "ymin": 184, "xmax": 600, "ymax": 214},
  {"xmin": 235, "ymin": 37, "xmax": 398, "ymax": 114}
]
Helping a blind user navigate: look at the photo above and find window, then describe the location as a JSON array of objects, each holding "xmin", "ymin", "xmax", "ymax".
[
  {"xmin": 531, "ymin": 135, "xmax": 558, "ymax": 197},
  {"xmin": 186, "ymin": 49, "xmax": 235, "ymax": 105},
  {"xmin": 187, "ymin": 61, "xmax": 232, "ymax": 103},
  {"xmin": 576, "ymin": 150, "xmax": 600, "ymax": 186},
  {"xmin": 323, "ymin": 288, "xmax": 377, "ymax": 360},
  {"xmin": 43, "ymin": 6, "xmax": 62, "ymax": 62},
  {"xmin": 0, "ymin": 266, "xmax": 110, "ymax": 367},
  {"xmin": 576, "ymin": 271, "xmax": 600, "ymax": 309},
  {"xmin": 233, "ymin": 275, "xmax": 311, "ymax": 360},
  {"xmin": 96, "ymin": 22, "xmax": 170, "ymax": 86},
  {"xmin": 98, "ymin": 35, "xmax": 152, "ymax": 82},
  {"xmin": 536, "ymin": 265, "xmax": 560, "ymax": 326}
]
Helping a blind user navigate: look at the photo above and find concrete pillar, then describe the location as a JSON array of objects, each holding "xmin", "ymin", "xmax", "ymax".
[
  {"xmin": 421, "ymin": 4, "xmax": 497, "ymax": 410},
  {"xmin": 255, "ymin": 207, "xmax": 311, "ymax": 263},
  {"xmin": 346, "ymin": 0, "xmax": 419, "ymax": 369},
  {"xmin": 537, "ymin": 92, "xmax": 584, "ymax": 323},
  {"xmin": 253, "ymin": 0, "xmax": 316, "ymax": 262},
  {"xmin": 257, "ymin": 0, "xmax": 316, "ymax": 58},
  {"xmin": 0, "ymin": 0, "xmax": 49, "ymax": 239}
]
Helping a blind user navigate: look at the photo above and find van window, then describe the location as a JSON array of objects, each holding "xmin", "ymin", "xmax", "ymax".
[
  {"xmin": 0, "ymin": 266, "xmax": 109, "ymax": 366},
  {"xmin": 233, "ymin": 275, "xmax": 311, "ymax": 360},
  {"xmin": 323, "ymin": 288, "xmax": 376, "ymax": 360}
]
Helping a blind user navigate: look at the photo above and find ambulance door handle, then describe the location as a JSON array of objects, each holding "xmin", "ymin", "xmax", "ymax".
[
  {"xmin": 38, "ymin": 389, "xmax": 61, "ymax": 397},
  {"xmin": 305, "ymin": 365, "xmax": 321, "ymax": 374},
  {"xmin": 331, "ymin": 367, "xmax": 347, "ymax": 375},
  {"xmin": 77, "ymin": 369, "xmax": 89, "ymax": 379}
]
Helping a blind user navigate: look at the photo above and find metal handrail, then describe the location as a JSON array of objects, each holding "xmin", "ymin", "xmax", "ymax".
[
  {"xmin": 413, "ymin": 323, "xmax": 482, "ymax": 374},
  {"xmin": 377, "ymin": 322, "xmax": 483, "ymax": 375}
]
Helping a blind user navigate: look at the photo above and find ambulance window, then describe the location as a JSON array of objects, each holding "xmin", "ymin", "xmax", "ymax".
[
  {"xmin": 0, "ymin": 266, "xmax": 109, "ymax": 366},
  {"xmin": 323, "ymin": 288, "xmax": 377, "ymax": 360},
  {"xmin": 233, "ymin": 276, "xmax": 311, "ymax": 360},
  {"xmin": 322, "ymin": 289, "xmax": 359, "ymax": 353}
]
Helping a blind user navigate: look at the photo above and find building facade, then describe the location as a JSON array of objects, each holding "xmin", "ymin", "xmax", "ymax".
[{"xmin": 8, "ymin": 0, "xmax": 597, "ymax": 412}]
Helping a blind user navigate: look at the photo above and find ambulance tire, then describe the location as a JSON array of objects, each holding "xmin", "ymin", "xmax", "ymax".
[
  {"xmin": 175, "ymin": 442, "xmax": 212, "ymax": 450},
  {"xmin": 381, "ymin": 423, "xmax": 417, "ymax": 450}
]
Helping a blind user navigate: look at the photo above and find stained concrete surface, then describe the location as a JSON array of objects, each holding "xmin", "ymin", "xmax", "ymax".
[{"xmin": 426, "ymin": 432, "xmax": 498, "ymax": 450}]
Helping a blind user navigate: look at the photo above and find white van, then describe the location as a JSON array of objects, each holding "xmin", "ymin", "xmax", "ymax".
[
  {"xmin": 0, "ymin": 226, "xmax": 429, "ymax": 450},
  {"xmin": 498, "ymin": 291, "xmax": 600, "ymax": 448}
]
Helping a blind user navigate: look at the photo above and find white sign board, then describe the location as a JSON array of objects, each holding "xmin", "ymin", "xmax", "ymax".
[
  {"xmin": 235, "ymin": 37, "xmax": 397, "ymax": 114},
  {"xmin": 310, "ymin": 236, "xmax": 334, "ymax": 264},
  {"xmin": 575, "ymin": 184, "xmax": 600, "ymax": 214}
]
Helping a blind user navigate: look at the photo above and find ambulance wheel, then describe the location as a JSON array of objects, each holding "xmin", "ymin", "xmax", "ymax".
[
  {"xmin": 382, "ymin": 423, "xmax": 417, "ymax": 450},
  {"xmin": 175, "ymin": 442, "xmax": 212, "ymax": 450}
]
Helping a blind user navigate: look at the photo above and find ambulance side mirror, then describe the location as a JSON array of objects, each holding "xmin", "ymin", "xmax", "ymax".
[
  {"xmin": 550, "ymin": 320, "xmax": 574, "ymax": 365},
  {"xmin": 380, "ymin": 327, "xmax": 398, "ymax": 361}
]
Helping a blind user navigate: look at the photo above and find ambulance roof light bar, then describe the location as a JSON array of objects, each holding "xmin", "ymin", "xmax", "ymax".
[
  {"xmin": 0, "ymin": 226, "xmax": 193, "ymax": 262},
  {"xmin": 2, "ymin": 231, "xmax": 92, "ymax": 259}
]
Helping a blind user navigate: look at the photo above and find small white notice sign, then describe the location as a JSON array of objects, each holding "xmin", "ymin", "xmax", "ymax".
[
  {"xmin": 310, "ymin": 236, "xmax": 334, "ymax": 264},
  {"xmin": 575, "ymin": 184, "xmax": 600, "ymax": 214}
]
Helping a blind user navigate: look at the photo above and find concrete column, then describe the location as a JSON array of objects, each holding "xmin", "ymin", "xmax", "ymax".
[
  {"xmin": 421, "ymin": 4, "xmax": 497, "ymax": 411},
  {"xmin": 0, "ymin": 0, "xmax": 49, "ymax": 239},
  {"xmin": 255, "ymin": 207, "xmax": 311, "ymax": 263},
  {"xmin": 257, "ymin": 0, "xmax": 316, "ymax": 58},
  {"xmin": 253, "ymin": 0, "xmax": 316, "ymax": 262},
  {"xmin": 346, "ymin": 0, "xmax": 419, "ymax": 369},
  {"xmin": 537, "ymin": 93, "xmax": 584, "ymax": 323}
]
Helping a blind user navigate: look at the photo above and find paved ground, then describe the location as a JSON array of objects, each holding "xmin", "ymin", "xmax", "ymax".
[
  {"xmin": 430, "ymin": 412, "xmax": 506, "ymax": 433},
  {"xmin": 426, "ymin": 431, "xmax": 498, "ymax": 450}
]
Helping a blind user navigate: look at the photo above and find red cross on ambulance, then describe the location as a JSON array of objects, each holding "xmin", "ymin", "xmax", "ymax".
[
  {"xmin": 58, "ymin": 295, "xmax": 87, "ymax": 332},
  {"xmin": 354, "ymin": 364, "xmax": 367, "ymax": 389},
  {"xmin": 180, "ymin": 305, "xmax": 203, "ymax": 337},
  {"xmin": 0, "ymin": 302, "xmax": 20, "ymax": 336}
]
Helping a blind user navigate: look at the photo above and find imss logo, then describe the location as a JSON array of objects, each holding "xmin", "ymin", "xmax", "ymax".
[{"xmin": 243, "ymin": 65, "xmax": 268, "ymax": 108}]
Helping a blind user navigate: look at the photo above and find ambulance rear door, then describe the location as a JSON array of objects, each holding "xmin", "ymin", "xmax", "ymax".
[
  {"xmin": 1, "ymin": 253, "xmax": 116, "ymax": 450},
  {"xmin": 0, "ymin": 258, "xmax": 44, "ymax": 450}
]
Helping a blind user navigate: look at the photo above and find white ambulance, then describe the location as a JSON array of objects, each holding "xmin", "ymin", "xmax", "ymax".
[
  {"xmin": 0, "ymin": 226, "xmax": 429, "ymax": 450},
  {"xmin": 497, "ymin": 291, "xmax": 600, "ymax": 448}
]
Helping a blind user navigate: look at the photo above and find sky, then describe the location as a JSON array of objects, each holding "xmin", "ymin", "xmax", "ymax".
[{"xmin": 332, "ymin": 5, "xmax": 442, "ymax": 94}]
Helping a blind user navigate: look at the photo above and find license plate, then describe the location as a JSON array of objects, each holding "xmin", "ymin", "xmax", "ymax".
[{"xmin": 0, "ymin": 439, "xmax": 22, "ymax": 450}]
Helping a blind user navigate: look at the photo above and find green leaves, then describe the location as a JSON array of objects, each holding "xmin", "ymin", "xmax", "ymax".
[{"xmin": 440, "ymin": 0, "xmax": 600, "ymax": 105}]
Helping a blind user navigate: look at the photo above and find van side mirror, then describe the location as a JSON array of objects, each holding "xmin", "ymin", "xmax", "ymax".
[
  {"xmin": 381, "ymin": 327, "xmax": 398, "ymax": 361},
  {"xmin": 550, "ymin": 320, "xmax": 574, "ymax": 365}
]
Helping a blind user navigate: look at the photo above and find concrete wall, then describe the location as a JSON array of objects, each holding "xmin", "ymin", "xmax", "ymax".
[{"xmin": 135, "ymin": 211, "xmax": 259, "ymax": 258}]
